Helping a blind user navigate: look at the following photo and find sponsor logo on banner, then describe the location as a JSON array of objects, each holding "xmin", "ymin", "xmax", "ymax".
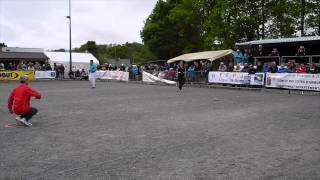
[
  {"xmin": 96, "ymin": 70, "xmax": 129, "ymax": 81},
  {"xmin": 266, "ymin": 73, "xmax": 320, "ymax": 91},
  {"xmin": 35, "ymin": 71, "xmax": 56, "ymax": 79},
  {"xmin": 0, "ymin": 71, "xmax": 35, "ymax": 81}
]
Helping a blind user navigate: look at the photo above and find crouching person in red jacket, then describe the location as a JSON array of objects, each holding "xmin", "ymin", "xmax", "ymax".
[{"xmin": 8, "ymin": 75, "xmax": 42, "ymax": 126}]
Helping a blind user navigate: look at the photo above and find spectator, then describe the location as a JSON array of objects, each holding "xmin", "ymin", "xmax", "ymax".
[
  {"xmin": 296, "ymin": 45, "xmax": 306, "ymax": 56},
  {"xmin": 247, "ymin": 49, "xmax": 254, "ymax": 64},
  {"xmin": 269, "ymin": 61, "xmax": 278, "ymax": 73},
  {"xmin": 75, "ymin": 69, "xmax": 81, "ymax": 79},
  {"xmin": 247, "ymin": 64, "xmax": 256, "ymax": 74},
  {"xmin": 234, "ymin": 49, "xmax": 243, "ymax": 65},
  {"xmin": 241, "ymin": 63, "xmax": 249, "ymax": 72},
  {"xmin": 132, "ymin": 65, "xmax": 139, "ymax": 80},
  {"xmin": 187, "ymin": 64, "xmax": 195, "ymax": 81},
  {"xmin": 234, "ymin": 64, "xmax": 242, "ymax": 72},
  {"xmin": 263, "ymin": 63, "xmax": 270, "ymax": 73},
  {"xmin": 295, "ymin": 64, "xmax": 307, "ymax": 73},
  {"xmin": 27, "ymin": 62, "xmax": 35, "ymax": 71},
  {"xmin": 257, "ymin": 45, "xmax": 263, "ymax": 56},
  {"xmin": 287, "ymin": 61, "xmax": 296, "ymax": 73},
  {"xmin": 17, "ymin": 62, "xmax": 23, "ymax": 70},
  {"xmin": 277, "ymin": 64, "xmax": 288, "ymax": 73},
  {"xmin": 256, "ymin": 61, "xmax": 263, "ymax": 72},
  {"xmin": 218, "ymin": 62, "xmax": 227, "ymax": 72},
  {"xmin": 167, "ymin": 68, "xmax": 176, "ymax": 81},
  {"xmin": 308, "ymin": 63, "xmax": 318, "ymax": 74},
  {"xmin": 45, "ymin": 62, "xmax": 52, "ymax": 71},
  {"xmin": 0, "ymin": 63, "xmax": 4, "ymax": 70},
  {"xmin": 80, "ymin": 69, "xmax": 88, "ymax": 80},
  {"xmin": 34, "ymin": 62, "xmax": 41, "ymax": 71},
  {"xmin": 60, "ymin": 64, "xmax": 65, "ymax": 78},
  {"xmin": 243, "ymin": 49, "xmax": 249, "ymax": 64},
  {"xmin": 227, "ymin": 62, "xmax": 234, "ymax": 72},
  {"xmin": 120, "ymin": 64, "xmax": 126, "ymax": 71},
  {"xmin": 269, "ymin": 48, "xmax": 280, "ymax": 56},
  {"xmin": 22, "ymin": 63, "xmax": 28, "ymax": 71}
]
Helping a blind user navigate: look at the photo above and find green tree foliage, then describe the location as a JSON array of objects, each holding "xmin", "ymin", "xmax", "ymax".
[{"xmin": 141, "ymin": 0, "xmax": 320, "ymax": 58}]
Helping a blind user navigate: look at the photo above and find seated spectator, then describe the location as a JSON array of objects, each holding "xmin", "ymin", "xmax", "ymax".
[
  {"xmin": 120, "ymin": 64, "xmax": 126, "ymax": 71},
  {"xmin": 287, "ymin": 61, "xmax": 296, "ymax": 73},
  {"xmin": 256, "ymin": 61, "xmax": 263, "ymax": 72},
  {"xmin": 234, "ymin": 64, "xmax": 242, "ymax": 72},
  {"xmin": 295, "ymin": 64, "xmax": 307, "ymax": 73},
  {"xmin": 34, "ymin": 62, "xmax": 41, "ymax": 71},
  {"xmin": 263, "ymin": 63, "xmax": 270, "ymax": 73},
  {"xmin": 308, "ymin": 63, "xmax": 318, "ymax": 74},
  {"xmin": 247, "ymin": 64, "xmax": 256, "ymax": 74},
  {"xmin": 80, "ymin": 69, "xmax": 88, "ymax": 80},
  {"xmin": 75, "ymin": 69, "xmax": 81, "ymax": 79},
  {"xmin": 218, "ymin": 62, "xmax": 227, "ymax": 72},
  {"xmin": 277, "ymin": 64, "xmax": 288, "ymax": 73},
  {"xmin": 0, "ymin": 63, "xmax": 4, "ymax": 70},
  {"xmin": 269, "ymin": 61, "xmax": 278, "ymax": 73},
  {"xmin": 241, "ymin": 63, "xmax": 249, "ymax": 72},
  {"xmin": 7, "ymin": 63, "xmax": 16, "ymax": 70},
  {"xmin": 227, "ymin": 62, "xmax": 234, "ymax": 72}
]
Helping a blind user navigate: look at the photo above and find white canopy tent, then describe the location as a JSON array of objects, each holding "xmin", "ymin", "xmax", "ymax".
[
  {"xmin": 167, "ymin": 50, "xmax": 234, "ymax": 63},
  {"xmin": 45, "ymin": 52, "xmax": 99, "ymax": 72}
]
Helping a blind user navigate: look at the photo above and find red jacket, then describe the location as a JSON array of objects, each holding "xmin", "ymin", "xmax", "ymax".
[{"xmin": 8, "ymin": 83, "xmax": 41, "ymax": 115}]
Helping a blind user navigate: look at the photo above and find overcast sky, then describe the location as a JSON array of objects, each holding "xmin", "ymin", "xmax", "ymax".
[{"xmin": 0, "ymin": 0, "xmax": 157, "ymax": 50}]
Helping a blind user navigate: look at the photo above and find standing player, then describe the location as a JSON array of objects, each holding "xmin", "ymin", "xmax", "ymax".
[
  {"xmin": 177, "ymin": 61, "xmax": 186, "ymax": 92},
  {"xmin": 8, "ymin": 75, "xmax": 42, "ymax": 126},
  {"xmin": 89, "ymin": 60, "xmax": 97, "ymax": 88}
]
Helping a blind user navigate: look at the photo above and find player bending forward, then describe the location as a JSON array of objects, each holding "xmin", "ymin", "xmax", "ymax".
[{"xmin": 8, "ymin": 75, "xmax": 42, "ymax": 126}]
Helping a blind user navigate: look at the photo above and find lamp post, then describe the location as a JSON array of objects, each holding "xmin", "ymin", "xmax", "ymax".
[{"xmin": 66, "ymin": 0, "xmax": 72, "ymax": 74}]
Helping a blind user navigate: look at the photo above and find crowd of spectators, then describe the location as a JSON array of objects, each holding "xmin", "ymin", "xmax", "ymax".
[{"xmin": 0, "ymin": 61, "xmax": 52, "ymax": 71}]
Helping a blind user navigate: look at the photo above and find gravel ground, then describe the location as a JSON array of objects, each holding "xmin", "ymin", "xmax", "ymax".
[{"xmin": 0, "ymin": 81, "xmax": 319, "ymax": 180}]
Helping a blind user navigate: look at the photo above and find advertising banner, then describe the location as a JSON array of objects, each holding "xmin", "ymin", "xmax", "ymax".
[
  {"xmin": 35, "ymin": 71, "xmax": 56, "ymax": 79},
  {"xmin": 96, "ymin": 70, "xmax": 129, "ymax": 81},
  {"xmin": 208, "ymin": 72, "xmax": 264, "ymax": 86},
  {"xmin": 266, "ymin": 73, "xmax": 320, "ymax": 91},
  {"xmin": 0, "ymin": 71, "xmax": 35, "ymax": 81}
]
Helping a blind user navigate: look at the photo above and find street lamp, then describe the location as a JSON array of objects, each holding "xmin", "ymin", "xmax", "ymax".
[{"xmin": 66, "ymin": 0, "xmax": 72, "ymax": 74}]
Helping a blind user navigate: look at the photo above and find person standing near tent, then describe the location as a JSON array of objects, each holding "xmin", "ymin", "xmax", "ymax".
[
  {"xmin": 8, "ymin": 75, "xmax": 42, "ymax": 126},
  {"xmin": 89, "ymin": 60, "xmax": 97, "ymax": 88},
  {"xmin": 177, "ymin": 61, "xmax": 186, "ymax": 92}
]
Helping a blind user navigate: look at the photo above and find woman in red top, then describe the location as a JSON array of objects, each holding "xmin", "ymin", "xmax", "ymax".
[{"xmin": 8, "ymin": 75, "xmax": 41, "ymax": 126}]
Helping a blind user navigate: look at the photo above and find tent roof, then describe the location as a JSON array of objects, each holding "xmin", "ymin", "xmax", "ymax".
[
  {"xmin": 236, "ymin": 36, "xmax": 320, "ymax": 46},
  {"xmin": 45, "ymin": 52, "xmax": 99, "ymax": 64},
  {"xmin": 167, "ymin": 50, "xmax": 234, "ymax": 63}
]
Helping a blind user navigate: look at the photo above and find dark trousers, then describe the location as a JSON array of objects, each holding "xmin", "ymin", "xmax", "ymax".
[
  {"xmin": 178, "ymin": 75, "xmax": 185, "ymax": 90},
  {"xmin": 20, "ymin": 107, "xmax": 38, "ymax": 122}
]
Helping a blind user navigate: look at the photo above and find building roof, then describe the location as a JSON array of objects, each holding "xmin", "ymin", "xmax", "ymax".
[
  {"xmin": 108, "ymin": 59, "xmax": 131, "ymax": 66},
  {"xmin": 167, "ymin": 50, "xmax": 234, "ymax": 63},
  {"xmin": 236, "ymin": 36, "xmax": 320, "ymax": 46},
  {"xmin": 45, "ymin": 52, "xmax": 99, "ymax": 64},
  {"xmin": 0, "ymin": 52, "xmax": 49, "ymax": 60}
]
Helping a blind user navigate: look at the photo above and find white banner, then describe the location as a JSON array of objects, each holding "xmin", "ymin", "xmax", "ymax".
[
  {"xmin": 96, "ymin": 70, "xmax": 129, "ymax": 81},
  {"xmin": 143, "ymin": 71, "xmax": 176, "ymax": 85},
  {"xmin": 208, "ymin": 72, "xmax": 264, "ymax": 86},
  {"xmin": 35, "ymin": 71, "xmax": 56, "ymax": 79},
  {"xmin": 266, "ymin": 73, "xmax": 320, "ymax": 91}
]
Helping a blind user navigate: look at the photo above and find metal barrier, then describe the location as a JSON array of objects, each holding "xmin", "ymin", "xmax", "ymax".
[
  {"xmin": 254, "ymin": 56, "xmax": 281, "ymax": 65},
  {"xmin": 281, "ymin": 56, "xmax": 312, "ymax": 64}
]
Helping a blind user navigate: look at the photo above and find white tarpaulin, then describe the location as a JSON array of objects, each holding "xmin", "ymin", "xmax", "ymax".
[
  {"xmin": 167, "ymin": 50, "xmax": 234, "ymax": 63},
  {"xmin": 143, "ymin": 71, "xmax": 176, "ymax": 85},
  {"xmin": 96, "ymin": 71, "xmax": 129, "ymax": 81},
  {"xmin": 35, "ymin": 71, "xmax": 56, "ymax": 79},
  {"xmin": 266, "ymin": 73, "xmax": 320, "ymax": 91}
]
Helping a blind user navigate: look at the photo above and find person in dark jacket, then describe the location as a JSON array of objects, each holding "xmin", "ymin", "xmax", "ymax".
[
  {"xmin": 8, "ymin": 75, "xmax": 42, "ymax": 126},
  {"xmin": 177, "ymin": 61, "xmax": 186, "ymax": 92},
  {"xmin": 269, "ymin": 61, "xmax": 278, "ymax": 73}
]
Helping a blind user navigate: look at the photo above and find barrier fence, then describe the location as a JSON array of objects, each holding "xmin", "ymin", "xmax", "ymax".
[{"xmin": 1, "ymin": 70, "xmax": 320, "ymax": 92}]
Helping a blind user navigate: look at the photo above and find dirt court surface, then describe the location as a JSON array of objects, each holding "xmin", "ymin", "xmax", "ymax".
[{"xmin": 0, "ymin": 81, "xmax": 319, "ymax": 180}]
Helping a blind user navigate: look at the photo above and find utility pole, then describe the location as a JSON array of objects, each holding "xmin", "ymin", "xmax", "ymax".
[{"xmin": 66, "ymin": 0, "xmax": 72, "ymax": 73}]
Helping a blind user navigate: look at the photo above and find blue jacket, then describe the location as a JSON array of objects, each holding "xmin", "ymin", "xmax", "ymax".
[
  {"xmin": 89, "ymin": 64, "xmax": 97, "ymax": 73},
  {"xmin": 277, "ymin": 67, "xmax": 288, "ymax": 73},
  {"xmin": 234, "ymin": 52, "xmax": 243, "ymax": 64}
]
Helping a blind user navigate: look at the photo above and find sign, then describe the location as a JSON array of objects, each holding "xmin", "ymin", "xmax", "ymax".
[
  {"xmin": 208, "ymin": 72, "xmax": 264, "ymax": 86},
  {"xmin": 0, "ymin": 71, "xmax": 35, "ymax": 81},
  {"xmin": 96, "ymin": 70, "xmax": 129, "ymax": 81},
  {"xmin": 266, "ymin": 73, "xmax": 320, "ymax": 91},
  {"xmin": 35, "ymin": 71, "xmax": 56, "ymax": 79},
  {"xmin": 142, "ymin": 71, "xmax": 176, "ymax": 85}
]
